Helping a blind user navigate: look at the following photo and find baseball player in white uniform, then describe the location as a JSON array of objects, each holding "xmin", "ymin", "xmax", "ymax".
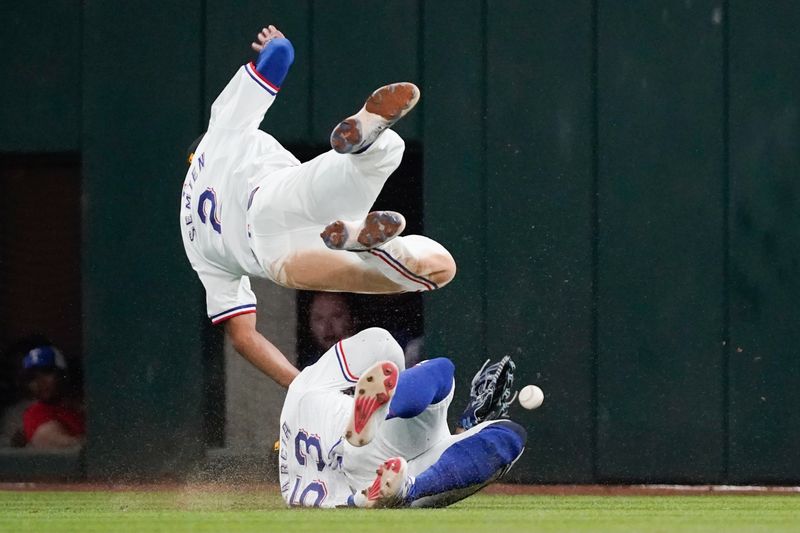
[
  {"xmin": 179, "ymin": 26, "xmax": 456, "ymax": 387},
  {"xmin": 279, "ymin": 327, "xmax": 527, "ymax": 508}
]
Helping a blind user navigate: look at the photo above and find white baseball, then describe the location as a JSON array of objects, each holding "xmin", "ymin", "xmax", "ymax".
[{"xmin": 518, "ymin": 385, "xmax": 544, "ymax": 410}]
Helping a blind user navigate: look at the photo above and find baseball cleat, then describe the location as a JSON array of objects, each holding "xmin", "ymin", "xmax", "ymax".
[
  {"xmin": 330, "ymin": 82, "xmax": 420, "ymax": 154},
  {"xmin": 321, "ymin": 211, "xmax": 406, "ymax": 251},
  {"xmin": 357, "ymin": 457, "xmax": 412, "ymax": 508},
  {"xmin": 345, "ymin": 360, "xmax": 399, "ymax": 447}
]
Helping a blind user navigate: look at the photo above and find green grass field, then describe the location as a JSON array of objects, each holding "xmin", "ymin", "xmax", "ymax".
[{"xmin": 2, "ymin": 489, "xmax": 799, "ymax": 533}]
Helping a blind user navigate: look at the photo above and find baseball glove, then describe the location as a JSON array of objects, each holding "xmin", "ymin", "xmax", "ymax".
[{"xmin": 458, "ymin": 355, "xmax": 518, "ymax": 430}]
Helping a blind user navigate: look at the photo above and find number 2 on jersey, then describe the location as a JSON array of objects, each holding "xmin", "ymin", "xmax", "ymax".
[{"xmin": 198, "ymin": 187, "xmax": 222, "ymax": 233}]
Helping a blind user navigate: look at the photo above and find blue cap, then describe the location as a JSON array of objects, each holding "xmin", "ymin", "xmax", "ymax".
[{"xmin": 22, "ymin": 346, "xmax": 67, "ymax": 371}]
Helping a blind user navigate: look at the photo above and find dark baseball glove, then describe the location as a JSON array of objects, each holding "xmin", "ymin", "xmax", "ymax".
[{"xmin": 458, "ymin": 355, "xmax": 517, "ymax": 430}]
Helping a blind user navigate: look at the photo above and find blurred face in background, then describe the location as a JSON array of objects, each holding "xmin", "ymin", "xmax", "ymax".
[
  {"xmin": 27, "ymin": 369, "xmax": 62, "ymax": 403},
  {"xmin": 309, "ymin": 293, "xmax": 355, "ymax": 350}
]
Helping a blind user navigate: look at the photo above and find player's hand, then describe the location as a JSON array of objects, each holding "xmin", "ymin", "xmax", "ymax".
[{"xmin": 251, "ymin": 25, "xmax": 285, "ymax": 53}]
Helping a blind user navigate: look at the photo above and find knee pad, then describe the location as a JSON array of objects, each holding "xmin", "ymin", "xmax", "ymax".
[
  {"xmin": 485, "ymin": 420, "xmax": 527, "ymax": 458},
  {"xmin": 494, "ymin": 420, "xmax": 528, "ymax": 442}
]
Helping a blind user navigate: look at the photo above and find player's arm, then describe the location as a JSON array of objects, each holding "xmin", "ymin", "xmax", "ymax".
[
  {"xmin": 225, "ymin": 313, "xmax": 299, "ymax": 388},
  {"xmin": 29, "ymin": 421, "xmax": 83, "ymax": 449},
  {"xmin": 208, "ymin": 25, "xmax": 294, "ymax": 130},
  {"xmin": 249, "ymin": 25, "xmax": 294, "ymax": 86},
  {"xmin": 192, "ymin": 264, "xmax": 298, "ymax": 387}
]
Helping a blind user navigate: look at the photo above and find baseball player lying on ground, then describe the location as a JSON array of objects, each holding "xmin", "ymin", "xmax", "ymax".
[
  {"xmin": 180, "ymin": 25, "xmax": 456, "ymax": 388},
  {"xmin": 279, "ymin": 327, "xmax": 525, "ymax": 508}
]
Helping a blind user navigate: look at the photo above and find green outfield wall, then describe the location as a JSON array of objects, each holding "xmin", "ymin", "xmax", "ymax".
[{"xmin": 1, "ymin": 1, "xmax": 798, "ymax": 484}]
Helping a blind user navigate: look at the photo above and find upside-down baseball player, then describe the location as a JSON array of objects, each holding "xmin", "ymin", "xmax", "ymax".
[
  {"xmin": 279, "ymin": 327, "xmax": 525, "ymax": 508},
  {"xmin": 179, "ymin": 25, "xmax": 456, "ymax": 387}
]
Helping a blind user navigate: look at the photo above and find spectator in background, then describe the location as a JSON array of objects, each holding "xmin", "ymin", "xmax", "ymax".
[
  {"xmin": 20, "ymin": 345, "xmax": 85, "ymax": 449},
  {"xmin": 0, "ymin": 335, "xmax": 50, "ymax": 446},
  {"xmin": 297, "ymin": 292, "xmax": 356, "ymax": 369}
]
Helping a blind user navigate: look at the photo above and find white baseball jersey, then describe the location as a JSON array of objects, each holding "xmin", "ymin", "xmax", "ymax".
[
  {"xmin": 278, "ymin": 340, "xmax": 360, "ymax": 508},
  {"xmin": 278, "ymin": 328, "xmax": 407, "ymax": 507},
  {"xmin": 179, "ymin": 62, "xmax": 300, "ymax": 324}
]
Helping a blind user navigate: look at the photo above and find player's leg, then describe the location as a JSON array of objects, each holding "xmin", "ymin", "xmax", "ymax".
[
  {"xmin": 405, "ymin": 420, "xmax": 527, "ymax": 507},
  {"xmin": 247, "ymin": 82, "xmax": 456, "ymax": 293},
  {"xmin": 387, "ymin": 358, "xmax": 455, "ymax": 420},
  {"xmin": 253, "ymin": 229, "xmax": 455, "ymax": 294},
  {"xmin": 247, "ymin": 126, "xmax": 455, "ymax": 292},
  {"xmin": 290, "ymin": 327, "xmax": 405, "ymax": 393},
  {"xmin": 341, "ymin": 358, "xmax": 457, "ymax": 492},
  {"xmin": 354, "ymin": 420, "xmax": 527, "ymax": 508},
  {"xmin": 352, "ymin": 234, "xmax": 456, "ymax": 292},
  {"xmin": 250, "ymin": 95, "xmax": 410, "ymax": 232},
  {"xmin": 313, "ymin": 128, "xmax": 408, "ymax": 225},
  {"xmin": 346, "ymin": 355, "xmax": 526, "ymax": 508},
  {"xmin": 344, "ymin": 357, "xmax": 454, "ymax": 447}
]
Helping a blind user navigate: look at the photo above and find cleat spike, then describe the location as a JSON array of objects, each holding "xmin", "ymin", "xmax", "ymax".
[
  {"xmin": 356, "ymin": 456, "xmax": 411, "ymax": 508},
  {"xmin": 330, "ymin": 83, "xmax": 419, "ymax": 154},
  {"xmin": 321, "ymin": 211, "xmax": 406, "ymax": 252}
]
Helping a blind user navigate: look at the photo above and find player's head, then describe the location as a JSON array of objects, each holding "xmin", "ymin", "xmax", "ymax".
[
  {"xmin": 21, "ymin": 345, "xmax": 68, "ymax": 403},
  {"xmin": 309, "ymin": 292, "xmax": 355, "ymax": 350},
  {"xmin": 186, "ymin": 133, "xmax": 206, "ymax": 166}
]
